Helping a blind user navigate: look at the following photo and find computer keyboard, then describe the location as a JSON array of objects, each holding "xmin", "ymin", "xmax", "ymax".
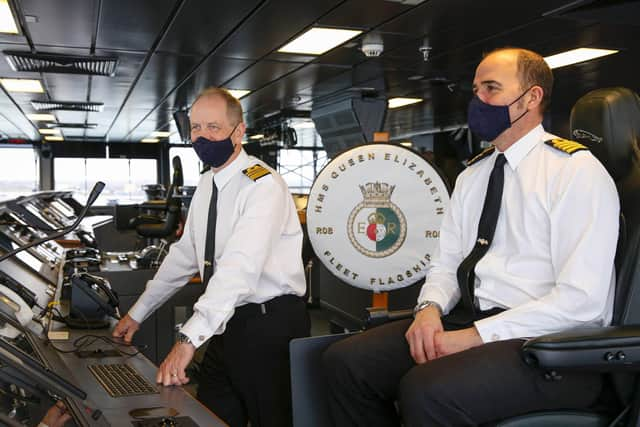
[{"xmin": 88, "ymin": 363, "xmax": 157, "ymax": 398}]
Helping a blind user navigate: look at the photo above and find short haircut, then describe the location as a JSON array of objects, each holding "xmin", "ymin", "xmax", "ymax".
[
  {"xmin": 486, "ymin": 47, "xmax": 554, "ymax": 113},
  {"xmin": 192, "ymin": 87, "xmax": 244, "ymax": 126}
]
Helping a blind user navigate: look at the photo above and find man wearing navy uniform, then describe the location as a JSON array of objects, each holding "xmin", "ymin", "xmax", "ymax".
[
  {"xmin": 114, "ymin": 87, "xmax": 309, "ymax": 427},
  {"xmin": 323, "ymin": 48, "xmax": 619, "ymax": 426}
]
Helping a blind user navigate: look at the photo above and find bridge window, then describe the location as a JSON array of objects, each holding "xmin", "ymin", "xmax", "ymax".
[
  {"xmin": 0, "ymin": 146, "xmax": 39, "ymax": 201},
  {"xmin": 54, "ymin": 157, "xmax": 157, "ymax": 205},
  {"xmin": 278, "ymin": 149, "xmax": 327, "ymax": 194}
]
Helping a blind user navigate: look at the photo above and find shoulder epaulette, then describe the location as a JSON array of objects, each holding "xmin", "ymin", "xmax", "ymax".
[
  {"xmin": 467, "ymin": 146, "xmax": 496, "ymax": 166},
  {"xmin": 544, "ymin": 138, "xmax": 588, "ymax": 155},
  {"xmin": 243, "ymin": 164, "xmax": 271, "ymax": 181}
]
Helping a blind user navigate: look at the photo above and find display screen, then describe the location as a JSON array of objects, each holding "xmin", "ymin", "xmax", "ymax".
[{"xmin": 0, "ymin": 335, "xmax": 86, "ymax": 400}]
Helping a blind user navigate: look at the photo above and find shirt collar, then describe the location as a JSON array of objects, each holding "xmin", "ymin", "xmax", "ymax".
[
  {"xmin": 500, "ymin": 124, "xmax": 544, "ymax": 170},
  {"xmin": 211, "ymin": 149, "xmax": 249, "ymax": 190}
]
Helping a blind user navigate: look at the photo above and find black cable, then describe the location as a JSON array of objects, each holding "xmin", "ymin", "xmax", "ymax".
[
  {"xmin": 46, "ymin": 334, "xmax": 147, "ymax": 358},
  {"xmin": 41, "ymin": 299, "xmax": 146, "ymax": 357},
  {"xmin": 44, "ymin": 307, "xmax": 146, "ymax": 357}
]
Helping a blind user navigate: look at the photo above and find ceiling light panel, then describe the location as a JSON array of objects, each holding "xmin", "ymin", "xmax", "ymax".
[
  {"xmin": 0, "ymin": 0, "xmax": 18, "ymax": 34},
  {"xmin": 141, "ymin": 138, "xmax": 159, "ymax": 143},
  {"xmin": 38, "ymin": 128, "xmax": 60, "ymax": 135},
  {"xmin": 278, "ymin": 27, "xmax": 363, "ymax": 55},
  {"xmin": 544, "ymin": 48, "xmax": 619, "ymax": 69},
  {"xmin": 1, "ymin": 78, "xmax": 44, "ymax": 93},
  {"xmin": 151, "ymin": 131, "xmax": 172, "ymax": 138},
  {"xmin": 226, "ymin": 89, "xmax": 251, "ymax": 99},
  {"xmin": 388, "ymin": 97, "xmax": 423, "ymax": 109},
  {"xmin": 44, "ymin": 136, "xmax": 64, "ymax": 142},
  {"xmin": 26, "ymin": 113, "xmax": 56, "ymax": 121}
]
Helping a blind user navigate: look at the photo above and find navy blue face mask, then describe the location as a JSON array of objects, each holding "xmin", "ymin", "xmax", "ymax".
[
  {"xmin": 467, "ymin": 87, "xmax": 532, "ymax": 142},
  {"xmin": 192, "ymin": 124, "xmax": 239, "ymax": 168}
]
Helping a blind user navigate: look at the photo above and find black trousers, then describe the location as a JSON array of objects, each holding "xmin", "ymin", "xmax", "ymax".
[
  {"xmin": 196, "ymin": 295, "xmax": 310, "ymax": 427},
  {"xmin": 322, "ymin": 306, "xmax": 604, "ymax": 427}
]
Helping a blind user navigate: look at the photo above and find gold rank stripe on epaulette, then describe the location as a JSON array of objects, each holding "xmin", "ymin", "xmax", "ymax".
[
  {"xmin": 544, "ymin": 138, "xmax": 588, "ymax": 155},
  {"xmin": 466, "ymin": 146, "xmax": 496, "ymax": 166},
  {"xmin": 243, "ymin": 164, "xmax": 271, "ymax": 181}
]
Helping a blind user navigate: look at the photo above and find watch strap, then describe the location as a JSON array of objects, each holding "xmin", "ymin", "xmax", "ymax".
[
  {"xmin": 413, "ymin": 300, "xmax": 443, "ymax": 318},
  {"xmin": 177, "ymin": 332, "xmax": 193, "ymax": 345}
]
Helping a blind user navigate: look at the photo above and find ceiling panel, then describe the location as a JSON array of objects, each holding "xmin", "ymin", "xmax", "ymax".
[
  {"xmin": 95, "ymin": 0, "xmax": 179, "ymax": 51},
  {"xmin": 156, "ymin": 0, "xmax": 263, "ymax": 57},
  {"xmin": 240, "ymin": 63, "xmax": 351, "ymax": 114},
  {"xmin": 318, "ymin": 0, "xmax": 412, "ymax": 29},
  {"xmin": 225, "ymin": 60, "xmax": 305, "ymax": 92},
  {"xmin": 0, "ymin": 34, "xmax": 27, "ymax": 46},
  {"xmin": 42, "ymin": 74, "xmax": 89, "ymax": 102},
  {"xmin": 21, "ymin": 0, "xmax": 97, "ymax": 48}
]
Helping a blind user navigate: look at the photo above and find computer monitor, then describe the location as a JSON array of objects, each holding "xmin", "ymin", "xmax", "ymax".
[
  {"xmin": 0, "ymin": 336, "xmax": 86, "ymax": 401},
  {"xmin": 0, "ymin": 231, "xmax": 58, "ymax": 286}
]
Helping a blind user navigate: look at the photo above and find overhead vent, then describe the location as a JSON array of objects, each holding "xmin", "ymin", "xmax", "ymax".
[
  {"xmin": 4, "ymin": 51, "xmax": 118, "ymax": 76},
  {"xmin": 31, "ymin": 100, "xmax": 104, "ymax": 112},
  {"xmin": 46, "ymin": 122, "xmax": 97, "ymax": 129}
]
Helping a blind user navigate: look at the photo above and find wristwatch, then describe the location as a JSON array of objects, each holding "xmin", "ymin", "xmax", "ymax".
[
  {"xmin": 413, "ymin": 300, "xmax": 443, "ymax": 318},
  {"xmin": 177, "ymin": 332, "xmax": 193, "ymax": 346}
]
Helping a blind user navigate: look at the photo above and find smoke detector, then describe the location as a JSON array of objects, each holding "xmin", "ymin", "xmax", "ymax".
[
  {"xmin": 419, "ymin": 38, "xmax": 432, "ymax": 61},
  {"xmin": 360, "ymin": 33, "xmax": 384, "ymax": 57},
  {"xmin": 361, "ymin": 42, "xmax": 384, "ymax": 57}
]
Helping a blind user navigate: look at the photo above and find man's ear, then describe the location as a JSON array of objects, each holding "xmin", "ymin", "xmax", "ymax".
[
  {"xmin": 234, "ymin": 122, "xmax": 246, "ymax": 146},
  {"xmin": 528, "ymin": 86, "xmax": 544, "ymax": 109}
]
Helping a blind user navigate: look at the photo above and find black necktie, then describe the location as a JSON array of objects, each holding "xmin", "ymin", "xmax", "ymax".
[
  {"xmin": 456, "ymin": 154, "xmax": 507, "ymax": 321},
  {"xmin": 202, "ymin": 178, "xmax": 218, "ymax": 285}
]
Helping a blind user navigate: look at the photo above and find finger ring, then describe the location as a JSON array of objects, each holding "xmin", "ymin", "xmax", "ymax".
[{"xmin": 171, "ymin": 372, "xmax": 177, "ymax": 377}]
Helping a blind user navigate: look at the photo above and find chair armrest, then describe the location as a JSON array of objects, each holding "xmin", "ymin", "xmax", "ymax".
[
  {"xmin": 129, "ymin": 214, "xmax": 164, "ymax": 227},
  {"xmin": 139, "ymin": 200, "xmax": 167, "ymax": 210},
  {"xmin": 522, "ymin": 325, "xmax": 640, "ymax": 371},
  {"xmin": 365, "ymin": 308, "xmax": 413, "ymax": 328}
]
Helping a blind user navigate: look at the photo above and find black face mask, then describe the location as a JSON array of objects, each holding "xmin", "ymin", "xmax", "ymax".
[
  {"xmin": 192, "ymin": 124, "xmax": 238, "ymax": 168},
  {"xmin": 467, "ymin": 87, "xmax": 532, "ymax": 142}
]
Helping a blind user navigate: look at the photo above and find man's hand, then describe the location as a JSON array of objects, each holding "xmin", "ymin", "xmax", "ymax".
[
  {"xmin": 405, "ymin": 306, "xmax": 443, "ymax": 364},
  {"xmin": 112, "ymin": 314, "xmax": 140, "ymax": 343},
  {"xmin": 156, "ymin": 342, "xmax": 196, "ymax": 386},
  {"xmin": 41, "ymin": 401, "xmax": 71, "ymax": 427},
  {"xmin": 434, "ymin": 327, "xmax": 483, "ymax": 358}
]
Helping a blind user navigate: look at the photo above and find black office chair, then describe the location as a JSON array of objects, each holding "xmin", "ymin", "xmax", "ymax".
[
  {"xmin": 495, "ymin": 87, "xmax": 640, "ymax": 426},
  {"xmin": 131, "ymin": 155, "xmax": 184, "ymax": 240},
  {"xmin": 128, "ymin": 156, "xmax": 184, "ymax": 268}
]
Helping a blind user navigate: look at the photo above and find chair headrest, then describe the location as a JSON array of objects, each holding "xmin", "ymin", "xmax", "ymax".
[
  {"xmin": 172, "ymin": 155, "xmax": 184, "ymax": 187},
  {"xmin": 172, "ymin": 155, "xmax": 182, "ymax": 172},
  {"xmin": 570, "ymin": 87, "xmax": 640, "ymax": 182}
]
